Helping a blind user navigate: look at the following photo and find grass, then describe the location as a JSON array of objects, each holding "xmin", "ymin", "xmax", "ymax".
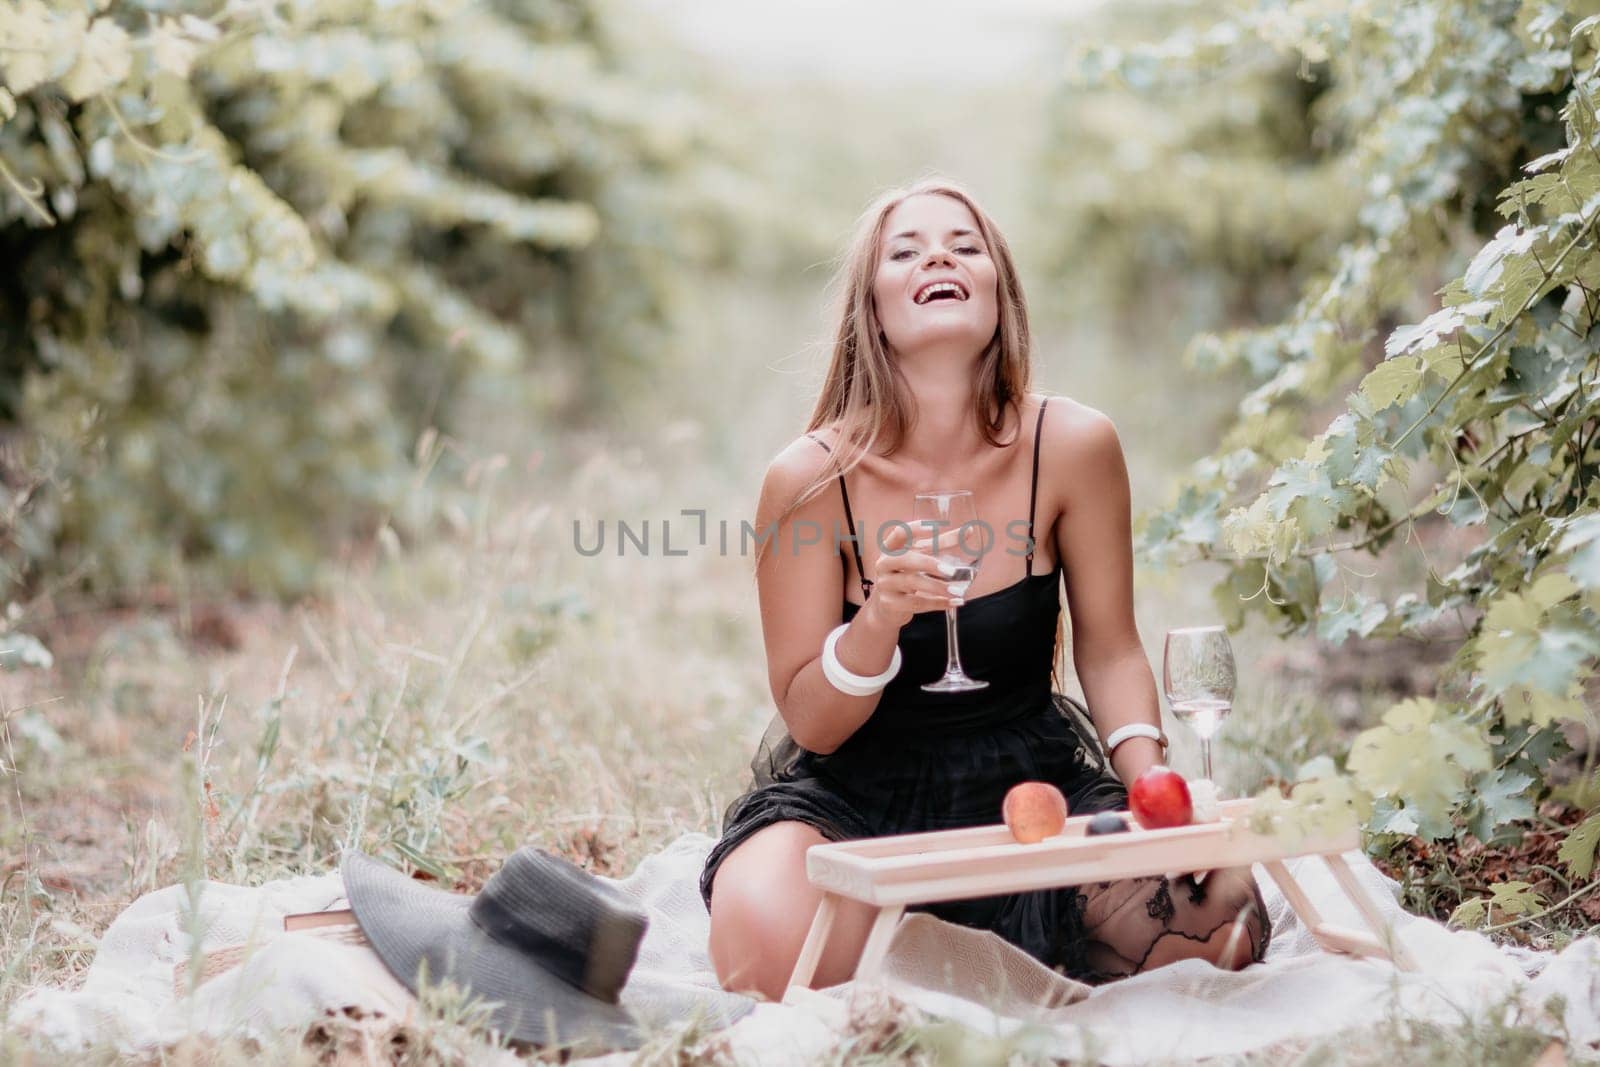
[{"xmin": 0, "ymin": 424, "xmax": 765, "ymax": 1061}]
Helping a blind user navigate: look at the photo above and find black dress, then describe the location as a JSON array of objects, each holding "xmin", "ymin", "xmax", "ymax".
[{"xmin": 699, "ymin": 397, "xmax": 1270, "ymax": 981}]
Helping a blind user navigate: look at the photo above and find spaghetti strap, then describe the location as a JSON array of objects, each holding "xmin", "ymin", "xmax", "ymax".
[
  {"xmin": 806, "ymin": 433, "xmax": 873, "ymax": 601},
  {"xmin": 1027, "ymin": 396, "xmax": 1050, "ymax": 574}
]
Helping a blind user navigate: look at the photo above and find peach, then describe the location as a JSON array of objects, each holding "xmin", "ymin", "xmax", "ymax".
[{"xmin": 1002, "ymin": 781, "xmax": 1068, "ymax": 843}]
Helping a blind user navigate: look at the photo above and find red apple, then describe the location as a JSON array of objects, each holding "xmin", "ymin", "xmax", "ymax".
[
  {"xmin": 1002, "ymin": 781, "xmax": 1069, "ymax": 843},
  {"xmin": 1128, "ymin": 765, "xmax": 1193, "ymax": 829}
]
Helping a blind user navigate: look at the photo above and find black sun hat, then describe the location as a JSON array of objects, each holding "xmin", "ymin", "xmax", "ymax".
[{"xmin": 341, "ymin": 846, "xmax": 650, "ymax": 1051}]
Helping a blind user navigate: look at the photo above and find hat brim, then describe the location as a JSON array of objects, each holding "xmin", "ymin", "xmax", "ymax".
[{"xmin": 341, "ymin": 851, "xmax": 647, "ymax": 1051}]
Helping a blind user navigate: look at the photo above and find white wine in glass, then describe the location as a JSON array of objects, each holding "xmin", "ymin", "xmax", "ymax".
[
  {"xmin": 1162, "ymin": 625, "xmax": 1236, "ymax": 782},
  {"xmin": 913, "ymin": 489, "xmax": 989, "ymax": 692}
]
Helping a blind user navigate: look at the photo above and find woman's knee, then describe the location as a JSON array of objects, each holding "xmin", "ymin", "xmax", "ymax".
[
  {"xmin": 706, "ymin": 821, "xmax": 878, "ymax": 998},
  {"xmin": 707, "ymin": 887, "xmax": 791, "ymax": 997},
  {"xmin": 705, "ymin": 822, "xmax": 830, "ymax": 997}
]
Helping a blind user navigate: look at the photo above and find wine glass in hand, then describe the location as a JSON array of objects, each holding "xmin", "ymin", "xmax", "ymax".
[
  {"xmin": 914, "ymin": 490, "xmax": 990, "ymax": 692},
  {"xmin": 1162, "ymin": 626, "xmax": 1235, "ymax": 783}
]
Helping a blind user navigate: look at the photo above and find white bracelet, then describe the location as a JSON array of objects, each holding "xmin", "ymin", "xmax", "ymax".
[
  {"xmin": 821, "ymin": 623, "xmax": 902, "ymax": 696},
  {"xmin": 1105, "ymin": 722, "xmax": 1169, "ymax": 756}
]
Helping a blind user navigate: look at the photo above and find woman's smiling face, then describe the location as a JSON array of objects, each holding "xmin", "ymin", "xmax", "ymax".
[{"xmin": 872, "ymin": 193, "xmax": 999, "ymax": 361}]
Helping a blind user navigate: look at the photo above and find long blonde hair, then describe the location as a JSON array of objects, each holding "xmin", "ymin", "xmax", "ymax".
[{"xmin": 764, "ymin": 176, "xmax": 1069, "ymax": 690}]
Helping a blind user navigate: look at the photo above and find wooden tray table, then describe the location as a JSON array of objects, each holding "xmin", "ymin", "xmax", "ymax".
[{"xmin": 785, "ymin": 796, "xmax": 1417, "ymax": 998}]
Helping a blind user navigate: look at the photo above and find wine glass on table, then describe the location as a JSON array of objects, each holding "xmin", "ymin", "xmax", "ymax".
[
  {"xmin": 913, "ymin": 490, "xmax": 990, "ymax": 693},
  {"xmin": 1162, "ymin": 625, "xmax": 1235, "ymax": 783}
]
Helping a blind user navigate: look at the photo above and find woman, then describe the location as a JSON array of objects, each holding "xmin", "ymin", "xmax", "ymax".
[{"xmin": 700, "ymin": 177, "xmax": 1270, "ymax": 1001}]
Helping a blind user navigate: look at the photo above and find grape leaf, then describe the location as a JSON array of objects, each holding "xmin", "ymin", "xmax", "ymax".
[
  {"xmin": 1449, "ymin": 897, "xmax": 1488, "ymax": 928},
  {"xmin": 1317, "ymin": 592, "xmax": 1390, "ymax": 644},
  {"xmin": 1384, "ymin": 301, "xmax": 1493, "ymax": 357},
  {"xmin": 1466, "ymin": 769, "xmax": 1536, "ymax": 844},
  {"xmin": 0, "ymin": 1, "xmax": 83, "ymax": 95},
  {"xmin": 59, "ymin": 17, "xmax": 131, "ymax": 101},
  {"xmin": 1477, "ymin": 623, "xmax": 1597, "ymax": 694},
  {"xmin": 1449, "ymin": 881, "xmax": 1545, "ymax": 929},
  {"xmin": 1368, "ymin": 797, "xmax": 1421, "ymax": 836},
  {"xmin": 1560, "ymin": 525, "xmax": 1600, "ymax": 589},
  {"xmin": 150, "ymin": 21, "xmax": 200, "ymax": 79},
  {"xmin": 1558, "ymin": 812, "xmax": 1600, "ymax": 880},
  {"xmin": 1247, "ymin": 775, "xmax": 1368, "ymax": 846},
  {"xmin": 1360, "ymin": 355, "xmax": 1423, "ymax": 410},
  {"xmin": 1348, "ymin": 698, "xmax": 1491, "ymax": 839},
  {"xmin": 1266, "ymin": 460, "xmax": 1346, "ymax": 538},
  {"xmin": 1476, "ymin": 574, "xmax": 1597, "ymax": 693},
  {"xmin": 1502, "ymin": 680, "xmax": 1587, "ymax": 726},
  {"xmin": 1222, "ymin": 497, "xmax": 1276, "ymax": 557},
  {"xmin": 1464, "ymin": 225, "xmax": 1539, "ymax": 297}
]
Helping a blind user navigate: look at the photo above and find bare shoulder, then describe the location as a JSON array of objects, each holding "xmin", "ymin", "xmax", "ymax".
[
  {"xmin": 759, "ymin": 431, "xmax": 836, "ymax": 515},
  {"xmin": 1035, "ymin": 394, "xmax": 1124, "ymax": 482}
]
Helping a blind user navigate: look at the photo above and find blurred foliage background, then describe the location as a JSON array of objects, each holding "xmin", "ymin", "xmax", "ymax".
[{"xmin": 0, "ymin": 0, "xmax": 765, "ymax": 598}]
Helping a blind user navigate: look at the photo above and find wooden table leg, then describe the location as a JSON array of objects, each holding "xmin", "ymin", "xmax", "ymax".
[
  {"xmin": 1321, "ymin": 853, "xmax": 1419, "ymax": 972},
  {"xmin": 1263, "ymin": 859, "xmax": 1325, "ymax": 931},
  {"xmin": 1308, "ymin": 922, "xmax": 1393, "ymax": 961},
  {"xmin": 785, "ymin": 891, "xmax": 839, "ymax": 998},
  {"xmin": 853, "ymin": 904, "xmax": 905, "ymax": 984}
]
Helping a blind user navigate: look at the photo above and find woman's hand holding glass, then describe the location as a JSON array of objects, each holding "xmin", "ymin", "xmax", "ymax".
[{"xmin": 856, "ymin": 522, "xmax": 967, "ymax": 633}]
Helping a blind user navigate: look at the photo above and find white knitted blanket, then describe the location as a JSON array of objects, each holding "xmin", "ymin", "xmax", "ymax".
[{"xmin": 11, "ymin": 833, "xmax": 1600, "ymax": 1063}]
